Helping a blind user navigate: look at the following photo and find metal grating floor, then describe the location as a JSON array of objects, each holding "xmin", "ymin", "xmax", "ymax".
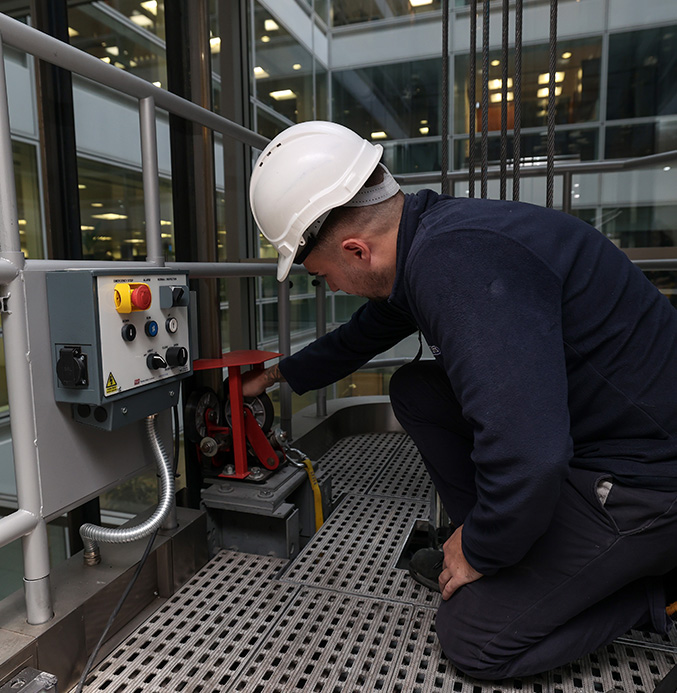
[{"xmin": 78, "ymin": 433, "xmax": 677, "ymax": 693}]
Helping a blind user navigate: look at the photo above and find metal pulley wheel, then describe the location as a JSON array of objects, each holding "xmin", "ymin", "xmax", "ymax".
[
  {"xmin": 184, "ymin": 387, "xmax": 222, "ymax": 443},
  {"xmin": 223, "ymin": 378, "xmax": 275, "ymax": 434}
]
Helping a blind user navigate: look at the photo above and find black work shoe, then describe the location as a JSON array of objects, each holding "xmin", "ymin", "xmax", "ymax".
[{"xmin": 408, "ymin": 548, "xmax": 443, "ymax": 592}]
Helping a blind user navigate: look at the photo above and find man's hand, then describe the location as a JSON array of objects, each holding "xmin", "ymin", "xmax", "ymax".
[
  {"xmin": 439, "ymin": 525, "xmax": 483, "ymax": 600},
  {"xmin": 241, "ymin": 364, "xmax": 285, "ymax": 397}
]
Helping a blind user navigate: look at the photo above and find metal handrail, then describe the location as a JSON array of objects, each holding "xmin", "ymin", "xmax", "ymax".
[
  {"xmin": 396, "ymin": 149, "xmax": 677, "ymax": 185},
  {"xmin": 396, "ymin": 149, "xmax": 677, "ymax": 214},
  {"xmin": 0, "ymin": 13, "xmax": 268, "ymax": 151}
]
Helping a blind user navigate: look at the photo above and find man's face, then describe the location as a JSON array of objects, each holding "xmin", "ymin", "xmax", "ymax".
[{"xmin": 303, "ymin": 246, "xmax": 393, "ymax": 301}]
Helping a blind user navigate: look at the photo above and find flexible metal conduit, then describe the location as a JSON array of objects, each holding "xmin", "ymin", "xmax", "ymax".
[{"xmin": 79, "ymin": 415, "xmax": 174, "ymax": 564}]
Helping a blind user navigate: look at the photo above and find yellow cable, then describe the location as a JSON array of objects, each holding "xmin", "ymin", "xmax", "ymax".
[{"xmin": 301, "ymin": 457, "xmax": 324, "ymax": 531}]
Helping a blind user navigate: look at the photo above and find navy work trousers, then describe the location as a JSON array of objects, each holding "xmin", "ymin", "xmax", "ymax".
[{"xmin": 389, "ymin": 361, "xmax": 677, "ymax": 680}]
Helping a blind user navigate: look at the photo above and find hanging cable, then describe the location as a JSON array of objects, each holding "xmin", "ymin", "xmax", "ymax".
[
  {"xmin": 75, "ymin": 406, "xmax": 182, "ymax": 692},
  {"xmin": 441, "ymin": 0, "xmax": 450, "ymax": 195},
  {"xmin": 75, "ymin": 528, "xmax": 159, "ymax": 693},
  {"xmin": 546, "ymin": 0, "xmax": 558, "ymax": 207},
  {"xmin": 499, "ymin": 0, "xmax": 509, "ymax": 200},
  {"xmin": 513, "ymin": 0, "xmax": 523, "ymax": 201},
  {"xmin": 468, "ymin": 0, "xmax": 478, "ymax": 198},
  {"xmin": 481, "ymin": 0, "xmax": 490, "ymax": 199}
]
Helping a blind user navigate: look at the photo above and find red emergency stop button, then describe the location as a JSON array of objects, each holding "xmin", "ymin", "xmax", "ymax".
[
  {"xmin": 131, "ymin": 284, "xmax": 152, "ymax": 310},
  {"xmin": 114, "ymin": 282, "xmax": 152, "ymax": 313}
]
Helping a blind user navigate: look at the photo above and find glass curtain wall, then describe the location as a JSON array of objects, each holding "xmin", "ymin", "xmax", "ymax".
[
  {"xmin": 249, "ymin": 0, "xmax": 333, "ymax": 410},
  {"xmin": 247, "ymin": 0, "xmax": 677, "ymax": 410}
]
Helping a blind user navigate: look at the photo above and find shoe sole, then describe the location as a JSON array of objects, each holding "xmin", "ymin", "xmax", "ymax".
[{"xmin": 408, "ymin": 566, "xmax": 441, "ymax": 593}]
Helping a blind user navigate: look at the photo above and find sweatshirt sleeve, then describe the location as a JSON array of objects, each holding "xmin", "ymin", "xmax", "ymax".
[
  {"xmin": 408, "ymin": 230, "xmax": 573, "ymax": 575},
  {"xmin": 278, "ymin": 299, "xmax": 418, "ymax": 395}
]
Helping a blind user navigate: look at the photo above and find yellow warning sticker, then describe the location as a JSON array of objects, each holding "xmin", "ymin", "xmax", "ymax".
[{"xmin": 105, "ymin": 372, "xmax": 118, "ymax": 394}]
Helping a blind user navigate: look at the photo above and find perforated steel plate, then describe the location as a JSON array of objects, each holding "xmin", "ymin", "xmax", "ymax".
[
  {"xmin": 79, "ymin": 433, "xmax": 677, "ymax": 693},
  {"xmin": 280, "ymin": 493, "xmax": 440, "ymax": 609},
  {"xmin": 367, "ymin": 435, "xmax": 432, "ymax": 499},
  {"xmin": 81, "ymin": 552, "xmax": 295, "ymax": 693},
  {"xmin": 317, "ymin": 432, "xmax": 413, "ymax": 497}
]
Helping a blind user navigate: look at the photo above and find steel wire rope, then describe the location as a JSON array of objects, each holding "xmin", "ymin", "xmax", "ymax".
[
  {"xmin": 468, "ymin": 0, "xmax": 478, "ymax": 198},
  {"xmin": 441, "ymin": 0, "xmax": 450, "ymax": 195},
  {"xmin": 75, "ymin": 406, "xmax": 182, "ymax": 693},
  {"xmin": 481, "ymin": 0, "xmax": 490, "ymax": 198},
  {"xmin": 500, "ymin": 0, "xmax": 509, "ymax": 200},
  {"xmin": 546, "ymin": 0, "xmax": 558, "ymax": 207},
  {"xmin": 513, "ymin": 0, "xmax": 523, "ymax": 200}
]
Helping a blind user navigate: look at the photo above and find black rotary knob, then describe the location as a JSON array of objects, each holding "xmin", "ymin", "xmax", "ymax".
[
  {"xmin": 165, "ymin": 346, "xmax": 188, "ymax": 368},
  {"xmin": 146, "ymin": 352, "xmax": 167, "ymax": 370}
]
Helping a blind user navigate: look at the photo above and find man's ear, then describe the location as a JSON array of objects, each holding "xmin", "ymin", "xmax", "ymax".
[{"xmin": 341, "ymin": 238, "xmax": 371, "ymax": 264}]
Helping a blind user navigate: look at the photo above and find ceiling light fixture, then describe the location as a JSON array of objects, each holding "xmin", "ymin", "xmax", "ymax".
[
  {"xmin": 488, "ymin": 78, "xmax": 513, "ymax": 90},
  {"xmin": 538, "ymin": 71, "xmax": 565, "ymax": 84},
  {"xmin": 537, "ymin": 86, "xmax": 563, "ymax": 98},
  {"xmin": 269, "ymin": 89, "xmax": 296, "ymax": 100},
  {"xmin": 92, "ymin": 213, "xmax": 128, "ymax": 220},
  {"xmin": 490, "ymin": 92, "xmax": 514, "ymax": 103},
  {"xmin": 130, "ymin": 12, "xmax": 153, "ymax": 28},
  {"xmin": 140, "ymin": 0, "xmax": 158, "ymax": 15}
]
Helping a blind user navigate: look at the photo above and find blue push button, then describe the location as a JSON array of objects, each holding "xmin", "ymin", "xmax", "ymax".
[{"xmin": 145, "ymin": 320, "xmax": 159, "ymax": 337}]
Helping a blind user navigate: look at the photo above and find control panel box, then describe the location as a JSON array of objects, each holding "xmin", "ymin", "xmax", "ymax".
[{"xmin": 47, "ymin": 269, "xmax": 192, "ymax": 429}]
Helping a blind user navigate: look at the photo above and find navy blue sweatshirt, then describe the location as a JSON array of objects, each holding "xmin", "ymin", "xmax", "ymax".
[{"xmin": 279, "ymin": 190, "xmax": 677, "ymax": 575}]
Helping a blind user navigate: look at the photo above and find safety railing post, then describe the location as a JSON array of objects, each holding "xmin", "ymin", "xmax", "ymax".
[
  {"xmin": 278, "ymin": 279, "xmax": 292, "ymax": 436},
  {"xmin": 562, "ymin": 170, "xmax": 573, "ymax": 215},
  {"xmin": 314, "ymin": 278, "xmax": 327, "ymax": 417},
  {"xmin": 139, "ymin": 95, "xmax": 164, "ymax": 266},
  {"xmin": 0, "ymin": 32, "xmax": 52, "ymax": 625}
]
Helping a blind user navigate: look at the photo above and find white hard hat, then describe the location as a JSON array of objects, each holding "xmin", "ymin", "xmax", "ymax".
[{"xmin": 249, "ymin": 121, "xmax": 399, "ymax": 282}]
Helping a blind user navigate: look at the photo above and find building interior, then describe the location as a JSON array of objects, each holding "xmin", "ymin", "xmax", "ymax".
[{"xmin": 0, "ymin": 0, "xmax": 676, "ymax": 691}]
